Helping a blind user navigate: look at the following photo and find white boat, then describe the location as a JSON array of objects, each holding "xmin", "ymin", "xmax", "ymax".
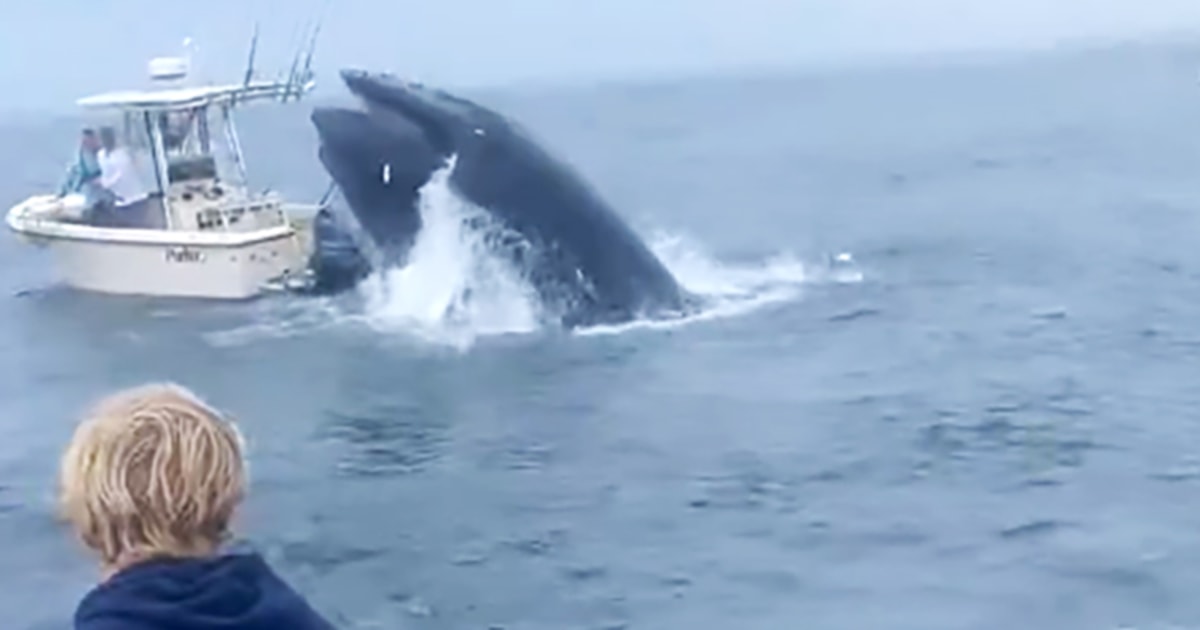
[{"xmin": 5, "ymin": 32, "xmax": 327, "ymax": 300}]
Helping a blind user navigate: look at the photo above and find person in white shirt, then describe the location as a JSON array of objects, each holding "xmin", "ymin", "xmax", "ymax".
[
  {"xmin": 96, "ymin": 127, "xmax": 148, "ymax": 207},
  {"xmin": 91, "ymin": 126, "xmax": 160, "ymax": 228}
]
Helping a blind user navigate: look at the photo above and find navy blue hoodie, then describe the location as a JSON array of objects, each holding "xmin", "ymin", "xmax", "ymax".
[{"xmin": 74, "ymin": 550, "xmax": 336, "ymax": 630}]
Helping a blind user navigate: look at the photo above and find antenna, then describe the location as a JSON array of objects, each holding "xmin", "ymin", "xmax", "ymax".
[
  {"xmin": 281, "ymin": 20, "xmax": 321, "ymax": 103},
  {"xmin": 301, "ymin": 22, "xmax": 320, "ymax": 83},
  {"xmin": 242, "ymin": 23, "xmax": 260, "ymax": 87},
  {"xmin": 302, "ymin": 0, "xmax": 330, "ymax": 92},
  {"xmin": 211, "ymin": 16, "xmax": 321, "ymax": 107},
  {"xmin": 281, "ymin": 23, "xmax": 305, "ymax": 102}
]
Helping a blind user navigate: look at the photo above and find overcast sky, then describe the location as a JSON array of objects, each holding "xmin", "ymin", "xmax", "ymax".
[{"xmin": 3, "ymin": 0, "xmax": 1200, "ymax": 112}]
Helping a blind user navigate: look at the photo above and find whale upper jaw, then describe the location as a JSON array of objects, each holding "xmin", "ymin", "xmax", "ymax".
[
  {"xmin": 337, "ymin": 70, "xmax": 450, "ymax": 123},
  {"xmin": 330, "ymin": 70, "xmax": 493, "ymax": 151},
  {"xmin": 310, "ymin": 70, "xmax": 458, "ymax": 168}
]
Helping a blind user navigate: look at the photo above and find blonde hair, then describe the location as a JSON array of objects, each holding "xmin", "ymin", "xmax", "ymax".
[{"xmin": 58, "ymin": 382, "xmax": 247, "ymax": 568}]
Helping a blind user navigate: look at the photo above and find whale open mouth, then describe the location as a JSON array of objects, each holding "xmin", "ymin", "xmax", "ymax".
[
  {"xmin": 304, "ymin": 69, "xmax": 709, "ymax": 330},
  {"xmin": 308, "ymin": 71, "xmax": 462, "ymax": 268},
  {"xmin": 325, "ymin": 69, "xmax": 461, "ymax": 155}
]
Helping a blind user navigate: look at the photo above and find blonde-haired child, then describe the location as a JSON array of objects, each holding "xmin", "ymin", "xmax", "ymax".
[{"xmin": 59, "ymin": 383, "xmax": 335, "ymax": 630}]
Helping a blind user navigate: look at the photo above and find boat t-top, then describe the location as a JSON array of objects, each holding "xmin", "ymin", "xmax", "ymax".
[{"xmin": 5, "ymin": 30, "xmax": 327, "ymax": 300}]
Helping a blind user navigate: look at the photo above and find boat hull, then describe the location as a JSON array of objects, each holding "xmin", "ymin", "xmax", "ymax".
[
  {"xmin": 40, "ymin": 232, "xmax": 305, "ymax": 299},
  {"xmin": 7, "ymin": 195, "xmax": 311, "ymax": 300}
]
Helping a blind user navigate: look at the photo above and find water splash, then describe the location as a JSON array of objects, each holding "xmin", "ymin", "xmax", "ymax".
[
  {"xmin": 577, "ymin": 234, "xmax": 826, "ymax": 337},
  {"xmin": 203, "ymin": 158, "xmax": 862, "ymax": 350},
  {"xmin": 356, "ymin": 156, "xmax": 542, "ymax": 350},
  {"xmin": 353, "ymin": 160, "xmax": 862, "ymax": 344}
]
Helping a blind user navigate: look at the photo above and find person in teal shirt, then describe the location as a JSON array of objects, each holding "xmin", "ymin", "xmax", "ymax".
[{"xmin": 58, "ymin": 128, "xmax": 105, "ymax": 205}]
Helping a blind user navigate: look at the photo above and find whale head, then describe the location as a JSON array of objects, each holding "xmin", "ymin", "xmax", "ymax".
[
  {"xmin": 309, "ymin": 69, "xmax": 694, "ymax": 327},
  {"xmin": 309, "ymin": 70, "xmax": 473, "ymax": 262},
  {"xmin": 312, "ymin": 70, "xmax": 532, "ymax": 238}
]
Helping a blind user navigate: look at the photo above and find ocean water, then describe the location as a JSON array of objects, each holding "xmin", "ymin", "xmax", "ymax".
[{"xmin": 3, "ymin": 39, "xmax": 1200, "ymax": 629}]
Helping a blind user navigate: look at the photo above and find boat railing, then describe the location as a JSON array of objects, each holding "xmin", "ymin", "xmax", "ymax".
[{"xmin": 179, "ymin": 189, "xmax": 324, "ymax": 232}]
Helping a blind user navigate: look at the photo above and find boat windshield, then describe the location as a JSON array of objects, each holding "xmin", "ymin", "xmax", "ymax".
[
  {"xmin": 67, "ymin": 105, "xmax": 251, "ymax": 197},
  {"xmin": 60, "ymin": 113, "xmax": 159, "ymax": 196},
  {"xmin": 156, "ymin": 106, "xmax": 249, "ymax": 190}
]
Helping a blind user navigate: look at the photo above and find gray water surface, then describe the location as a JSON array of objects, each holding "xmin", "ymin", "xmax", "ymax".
[{"xmin": 3, "ymin": 40, "xmax": 1200, "ymax": 629}]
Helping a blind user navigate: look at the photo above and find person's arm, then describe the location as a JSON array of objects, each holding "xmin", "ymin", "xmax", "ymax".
[{"xmin": 59, "ymin": 160, "xmax": 80, "ymax": 196}]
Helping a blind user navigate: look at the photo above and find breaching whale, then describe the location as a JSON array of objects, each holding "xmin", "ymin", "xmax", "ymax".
[{"xmin": 306, "ymin": 69, "xmax": 696, "ymax": 328}]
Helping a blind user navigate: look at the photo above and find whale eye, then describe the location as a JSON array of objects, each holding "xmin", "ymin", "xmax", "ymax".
[{"xmin": 381, "ymin": 162, "xmax": 391, "ymax": 184}]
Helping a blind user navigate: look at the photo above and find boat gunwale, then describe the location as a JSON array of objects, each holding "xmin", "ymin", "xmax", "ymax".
[{"xmin": 5, "ymin": 194, "xmax": 319, "ymax": 249}]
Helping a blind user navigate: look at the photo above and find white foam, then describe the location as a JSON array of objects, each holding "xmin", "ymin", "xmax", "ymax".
[
  {"xmin": 575, "ymin": 233, "xmax": 861, "ymax": 338},
  {"xmin": 355, "ymin": 156, "xmax": 542, "ymax": 350}
]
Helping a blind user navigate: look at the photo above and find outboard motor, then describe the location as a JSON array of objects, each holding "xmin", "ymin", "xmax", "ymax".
[{"xmin": 303, "ymin": 206, "xmax": 373, "ymax": 295}]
